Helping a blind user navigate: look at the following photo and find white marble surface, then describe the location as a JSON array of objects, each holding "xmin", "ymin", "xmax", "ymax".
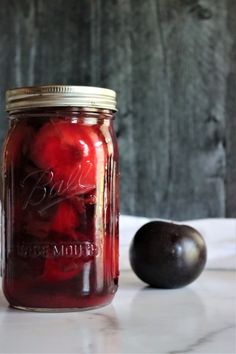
[{"xmin": 0, "ymin": 270, "xmax": 235, "ymax": 354}]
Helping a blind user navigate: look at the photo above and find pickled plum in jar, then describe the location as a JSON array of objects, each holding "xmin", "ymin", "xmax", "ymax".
[{"xmin": 2, "ymin": 86, "xmax": 119, "ymax": 311}]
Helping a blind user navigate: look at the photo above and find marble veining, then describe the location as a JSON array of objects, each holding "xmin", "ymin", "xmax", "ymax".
[{"xmin": 168, "ymin": 324, "xmax": 235, "ymax": 354}]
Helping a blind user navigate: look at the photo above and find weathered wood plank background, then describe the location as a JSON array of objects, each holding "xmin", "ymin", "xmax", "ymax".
[{"xmin": 0, "ymin": 0, "xmax": 235, "ymax": 219}]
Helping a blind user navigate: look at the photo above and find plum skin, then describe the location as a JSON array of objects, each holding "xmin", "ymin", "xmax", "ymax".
[{"xmin": 129, "ymin": 221, "xmax": 207, "ymax": 289}]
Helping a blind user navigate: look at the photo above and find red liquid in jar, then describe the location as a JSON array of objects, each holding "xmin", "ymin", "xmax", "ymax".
[{"xmin": 2, "ymin": 110, "xmax": 119, "ymax": 310}]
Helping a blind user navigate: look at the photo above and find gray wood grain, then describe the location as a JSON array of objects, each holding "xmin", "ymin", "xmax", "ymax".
[
  {"xmin": 0, "ymin": 0, "xmax": 235, "ymax": 219},
  {"xmin": 226, "ymin": 0, "xmax": 236, "ymax": 218}
]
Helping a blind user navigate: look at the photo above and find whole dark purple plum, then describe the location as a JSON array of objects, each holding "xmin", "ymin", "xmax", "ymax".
[{"xmin": 129, "ymin": 221, "xmax": 207, "ymax": 288}]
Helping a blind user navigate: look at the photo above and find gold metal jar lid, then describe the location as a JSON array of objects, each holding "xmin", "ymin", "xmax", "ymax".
[{"xmin": 6, "ymin": 85, "xmax": 117, "ymax": 112}]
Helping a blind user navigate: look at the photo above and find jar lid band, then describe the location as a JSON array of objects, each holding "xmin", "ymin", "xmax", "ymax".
[{"xmin": 6, "ymin": 85, "xmax": 117, "ymax": 112}]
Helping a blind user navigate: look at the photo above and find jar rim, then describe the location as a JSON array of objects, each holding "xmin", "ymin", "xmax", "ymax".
[{"xmin": 6, "ymin": 85, "xmax": 117, "ymax": 112}]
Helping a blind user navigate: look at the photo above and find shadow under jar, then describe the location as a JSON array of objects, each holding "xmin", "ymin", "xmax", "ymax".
[{"xmin": 1, "ymin": 85, "xmax": 119, "ymax": 311}]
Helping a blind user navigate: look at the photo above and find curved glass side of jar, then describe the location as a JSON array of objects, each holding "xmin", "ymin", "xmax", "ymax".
[{"xmin": 1, "ymin": 108, "xmax": 119, "ymax": 310}]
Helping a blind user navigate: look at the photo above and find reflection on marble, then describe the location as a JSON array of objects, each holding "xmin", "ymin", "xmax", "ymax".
[{"xmin": 0, "ymin": 270, "xmax": 235, "ymax": 353}]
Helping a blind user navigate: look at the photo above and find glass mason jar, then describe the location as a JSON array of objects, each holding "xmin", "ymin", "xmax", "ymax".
[{"xmin": 1, "ymin": 85, "xmax": 119, "ymax": 311}]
